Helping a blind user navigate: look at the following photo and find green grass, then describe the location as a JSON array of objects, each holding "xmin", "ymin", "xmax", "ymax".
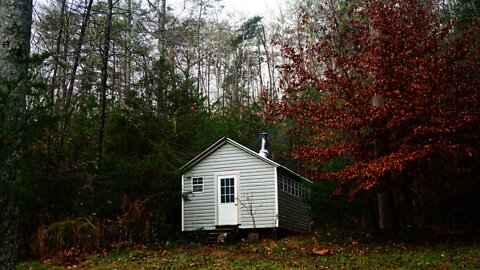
[{"xmin": 18, "ymin": 236, "xmax": 480, "ymax": 269}]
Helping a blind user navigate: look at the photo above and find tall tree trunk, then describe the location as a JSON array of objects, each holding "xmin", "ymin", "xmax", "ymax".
[
  {"xmin": 49, "ymin": 0, "xmax": 67, "ymax": 109},
  {"xmin": 56, "ymin": 0, "xmax": 94, "ymax": 171},
  {"xmin": 95, "ymin": 0, "xmax": 114, "ymax": 171},
  {"xmin": 372, "ymin": 95, "xmax": 396, "ymax": 232},
  {"xmin": 206, "ymin": 51, "xmax": 211, "ymax": 112},
  {"xmin": 377, "ymin": 180, "xmax": 396, "ymax": 231},
  {"xmin": 46, "ymin": 0, "xmax": 67, "ymax": 177},
  {"xmin": 0, "ymin": 0, "xmax": 32, "ymax": 268},
  {"xmin": 256, "ymin": 41, "xmax": 263, "ymax": 101},
  {"xmin": 259, "ymin": 25, "xmax": 274, "ymax": 101},
  {"xmin": 154, "ymin": 0, "xmax": 167, "ymax": 113},
  {"xmin": 196, "ymin": 0, "xmax": 205, "ymax": 95},
  {"xmin": 368, "ymin": 194, "xmax": 379, "ymax": 232},
  {"xmin": 125, "ymin": 0, "xmax": 133, "ymax": 98},
  {"xmin": 159, "ymin": 0, "xmax": 166, "ymax": 59}
]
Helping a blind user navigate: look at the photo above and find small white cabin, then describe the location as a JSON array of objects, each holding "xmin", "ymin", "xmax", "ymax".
[{"xmin": 180, "ymin": 136, "xmax": 311, "ymax": 233}]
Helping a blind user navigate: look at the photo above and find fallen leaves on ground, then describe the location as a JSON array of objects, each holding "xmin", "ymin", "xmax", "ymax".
[{"xmin": 312, "ymin": 249, "xmax": 330, "ymax": 256}]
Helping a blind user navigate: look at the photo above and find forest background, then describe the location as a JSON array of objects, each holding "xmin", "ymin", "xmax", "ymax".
[{"xmin": 0, "ymin": 0, "xmax": 479, "ymax": 263}]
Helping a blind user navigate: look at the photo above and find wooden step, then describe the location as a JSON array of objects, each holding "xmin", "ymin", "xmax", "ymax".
[{"xmin": 205, "ymin": 225, "xmax": 239, "ymax": 244}]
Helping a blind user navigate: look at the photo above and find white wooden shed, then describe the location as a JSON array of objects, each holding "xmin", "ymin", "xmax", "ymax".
[{"xmin": 180, "ymin": 136, "xmax": 311, "ymax": 233}]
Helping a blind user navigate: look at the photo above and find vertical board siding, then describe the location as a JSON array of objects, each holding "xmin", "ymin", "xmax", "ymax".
[
  {"xmin": 183, "ymin": 143, "xmax": 277, "ymax": 231},
  {"xmin": 277, "ymin": 172, "xmax": 310, "ymax": 233}
]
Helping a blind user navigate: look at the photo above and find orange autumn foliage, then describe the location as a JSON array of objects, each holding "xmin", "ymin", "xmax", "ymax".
[{"xmin": 277, "ymin": 0, "xmax": 480, "ymax": 195}]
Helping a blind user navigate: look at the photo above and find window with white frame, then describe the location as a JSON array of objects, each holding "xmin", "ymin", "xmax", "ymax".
[
  {"xmin": 192, "ymin": 177, "xmax": 203, "ymax": 192},
  {"xmin": 279, "ymin": 174, "xmax": 307, "ymax": 198}
]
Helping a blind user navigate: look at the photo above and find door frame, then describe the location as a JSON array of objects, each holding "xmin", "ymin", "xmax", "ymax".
[{"xmin": 214, "ymin": 171, "xmax": 240, "ymax": 226}]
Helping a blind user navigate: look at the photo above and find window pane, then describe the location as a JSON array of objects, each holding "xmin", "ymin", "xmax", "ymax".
[
  {"xmin": 192, "ymin": 177, "xmax": 203, "ymax": 192},
  {"xmin": 220, "ymin": 177, "xmax": 236, "ymax": 203}
]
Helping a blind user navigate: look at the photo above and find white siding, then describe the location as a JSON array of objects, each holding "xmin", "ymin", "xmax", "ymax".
[
  {"xmin": 277, "ymin": 171, "xmax": 310, "ymax": 233},
  {"xmin": 182, "ymin": 143, "xmax": 277, "ymax": 231}
]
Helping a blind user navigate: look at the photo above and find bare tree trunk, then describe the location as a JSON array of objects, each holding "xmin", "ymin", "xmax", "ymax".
[
  {"xmin": 56, "ymin": 0, "xmax": 94, "ymax": 170},
  {"xmin": 256, "ymin": 41, "xmax": 263, "ymax": 101},
  {"xmin": 368, "ymin": 194, "xmax": 379, "ymax": 232},
  {"xmin": 60, "ymin": 14, "xmax": 69, "ymax": 109},
  {"xmin": 49, "ymin": 0, "xmax": 67, "ymax": 105},
  {"xmin": 155, "ymin": 0, "xmax": 167, "ymax": 113},
  {"xmin": 377, "ymin": 181, "xmax": 395, "ymax": 231},
  {"xmin": 196, "ymin": 0, "xmax": 206, "ymax": 95},
  {"xmin": 371, "ymin": 95, "xmax": 396, "ymax": 232},
  {"xmin": 206, "ymin": 51, "xmax": 211, "ymax": 111},
  {"xmin": 95, "ymin": 0, "xmax": 114, "ymax": 171},
  {"xmin": 159, "ymin": 0, "xmax": 166, "ymax": 59},
  {"xmin": 259, "ymin": 25, "xmax": 274, "ymax": 101},
  {"xmin": 46, "ymin": 0, "xmax": 67, "ymax": 177},
  {"xmin": 0, "ymin": 0, "xmax": 32, "ymax": 268},
  {"xmin": 125, "ymin": 0, "xmax": 133, "ymax": 96}
]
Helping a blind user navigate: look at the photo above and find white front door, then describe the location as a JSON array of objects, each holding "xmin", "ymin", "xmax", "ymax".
[{"xmin": 217, "ymin": 174, "xmax": 239, "ymax": 225}]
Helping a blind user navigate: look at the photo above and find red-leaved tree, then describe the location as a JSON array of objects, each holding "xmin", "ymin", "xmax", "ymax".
[{"xmin": 277, "ymin": 0, "xmax": 479, "ymax": 229}]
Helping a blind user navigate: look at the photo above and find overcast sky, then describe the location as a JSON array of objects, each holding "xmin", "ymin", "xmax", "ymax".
[
  {"xmin": 171, "ymin": 0, "xmax": 287, "ymax": 23},
  {"xmin": 220, "ymin": 0, "xmax": 286, "ymax": 18}
]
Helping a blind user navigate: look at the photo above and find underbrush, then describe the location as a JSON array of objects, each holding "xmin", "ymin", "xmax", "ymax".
[
  {"xmin": 19, "ymin": 233, "xmax": 480, "ymax": 269},
  {"xmin": 28, "ymin": 194, "xmax": 175, "ymax": 263}
]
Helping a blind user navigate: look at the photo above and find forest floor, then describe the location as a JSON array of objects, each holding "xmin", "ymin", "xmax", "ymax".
[{"xmin": 18, "ymin": 233, "xmax": 480, "ymax": 269}]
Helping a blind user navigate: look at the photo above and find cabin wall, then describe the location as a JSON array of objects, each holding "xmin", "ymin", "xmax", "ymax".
[
  {"xmin": 277, "ymin": 171, "xmax": 311, "ymax": 233},
  {"xmin": 182, "ymin": 143, "xmax": 277, "ymax": 231}
]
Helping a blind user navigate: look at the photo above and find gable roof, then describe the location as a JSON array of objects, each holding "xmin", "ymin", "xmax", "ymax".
[{"xmin": 179, "ymin": 137, "xmax": 311, "ymax": 183}]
